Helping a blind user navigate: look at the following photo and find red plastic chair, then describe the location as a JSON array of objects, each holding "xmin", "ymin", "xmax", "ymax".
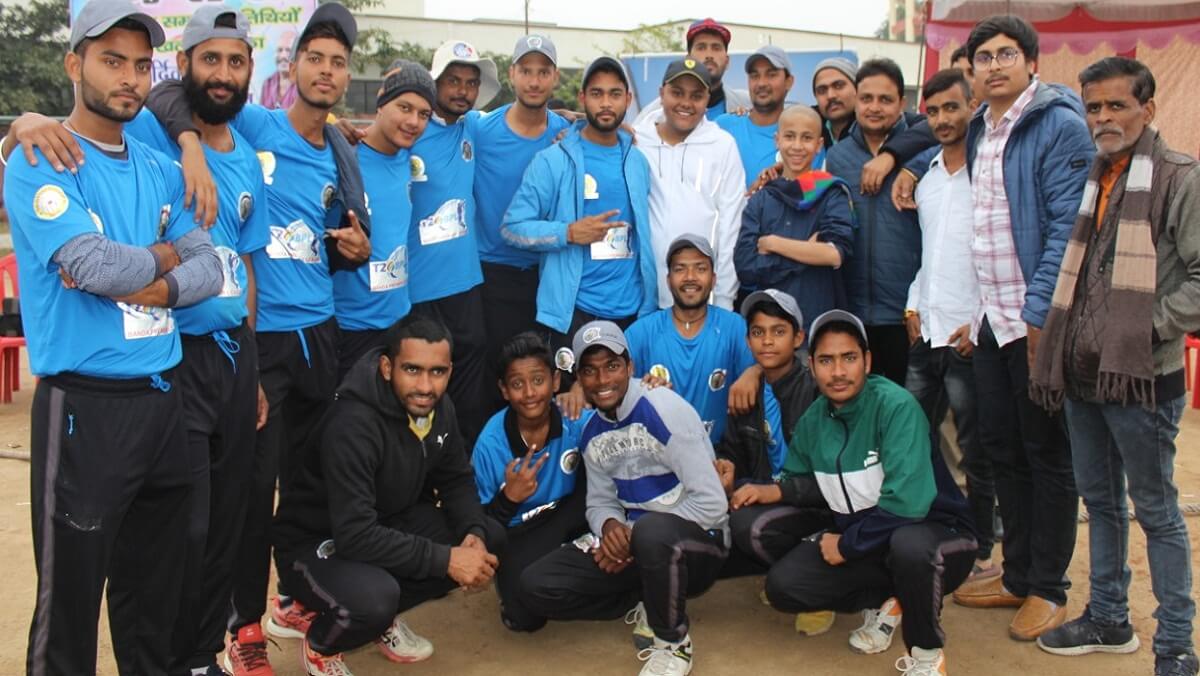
[
  {"xmin": 0, "ymin": 254, "xmax": 25, "ymax": 403},
  {"xmin": 1187, "ymin": 334, "xmax": 1200, "ymax": 409}
]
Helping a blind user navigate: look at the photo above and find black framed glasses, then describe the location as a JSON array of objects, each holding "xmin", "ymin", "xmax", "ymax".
[{"xmin": 973, "ymin": 47, "xmax": 1021, "ymax": 69}]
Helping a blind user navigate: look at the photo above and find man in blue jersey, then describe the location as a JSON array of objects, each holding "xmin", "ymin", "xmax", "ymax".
[
  {"xmin": 502, "ymin": 56, "xmax": 658, "ymax": 387},
  {"xmin": 625, "ymin": 234, "xmax": 777, "ymax": 447},
  {"xmin": 472, "ymin": 332, "xmax": 589, "ymax": 632},
  {"xmin": 717, "ymin": 46, "xmax": 793, "ymax": 189},
  {"xmin": 519, "ymin": 321, "xmax": 729, "ymax": 676},
  {"xmin": 138, "ymin": 5, "xmax": 372, "ymax": 673},
  {"xmin": 3, "ymin": 2, "xmax": 223, "ymax": 672},
  {"xmin": 474, "ymin": 35, "xmax": 571, "ymax": 410},
  {"xmin": 333, "ymin": 63, "xmax": 435, "ymax": 379},
  {"xmin": 405, "ymin": 39, "xmax": 500, "ymax": 447}
]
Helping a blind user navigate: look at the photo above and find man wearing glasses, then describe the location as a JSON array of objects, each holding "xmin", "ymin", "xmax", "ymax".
[{"xmin": 947, "ymin": 15, "xmax": 1094, "ymax": 643}]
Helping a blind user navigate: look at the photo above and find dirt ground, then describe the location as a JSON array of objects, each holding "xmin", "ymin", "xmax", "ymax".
[{"xmin": 0, "ymin": 352, "xmax": 1196, "ymax": 675}]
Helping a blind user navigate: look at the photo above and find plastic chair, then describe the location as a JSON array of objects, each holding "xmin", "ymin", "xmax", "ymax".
[
  {"xmin": 1188, "ymin": 334, "xmax": 1200, "ymax": 409},
  {"xmin": 0, "ymin": 254, "xmax": 25, "ymax": 404}
]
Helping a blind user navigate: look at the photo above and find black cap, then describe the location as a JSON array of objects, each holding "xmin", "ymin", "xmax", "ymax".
[
  {"xmin": 582, "ymin": 56, "xmax": 630, "ymax": 89},
  {"xmin": 294, "ymin": 1, "xmax": 356, "ymax": 59},
  {"xmin": 662, "ymin": 58, "xmax": 711, "ymax": 90}
]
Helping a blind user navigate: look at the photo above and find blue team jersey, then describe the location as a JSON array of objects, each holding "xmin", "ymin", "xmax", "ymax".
[
  {"xmin": 333, "ymin": 143, "xmax": 413, "ymax": 331},
  {"xmin": 716, "ymin": 114, "xmax": 780, "ymax": 188},
  {"xmin": 624, "ymin": 307, "xmax": 756, "ymax": 443},
  {"xmin": 705, "ymin": 100, "xmax": 725, "ymax": 121},
  {"xmin": 126, "ymin": 109, "xmax": 269, "ymax": 336},
  {"xmin": 407, "ymin": 114, "xmax": 482, "ymax": 303},
  {"xmin": 472, "ymin": 407, "xmax": 591, "ymax": 527},
  {"xmin": 472, "ymin": 104, "xmax": 571, "ymax": 269},
  {"xmin": 232, "ymin": 105, "xmax": 337, "ymax": 332},
  {"xmin": 4, "ymin": 136, "xmax": 195, "ymax": 378},
  {"xmin": 576, "ymin": 139, "xmax": 641, "ymax": 318}
]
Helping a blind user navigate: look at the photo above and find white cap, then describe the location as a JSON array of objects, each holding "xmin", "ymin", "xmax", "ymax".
[{"xmin": 430, "ymin": 40, "xmax": 500, "ymax": 109}]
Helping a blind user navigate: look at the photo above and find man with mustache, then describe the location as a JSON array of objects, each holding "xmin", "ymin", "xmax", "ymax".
[
  {"xmin": 259, "ymin": 29, "xmax": 296, "ymax": 110},
  {"xmin": 717, "ymin": 45, "xmax": 794, "ymax": 188},
  {"xmin": 811, "ymin": 57, "xmax": 858, "ymax": 155},
  {"xmin": 2, "ymin": 1, "xmax": 225, "ymax": 672},
  {"xmin": 502, "ymin": 56, "xmax": 657, "ymax": 385},
  {"xmin": 633, "ymin": 58, "xmax": 745, "ymax": 311},
  {"xmin": 826, "ymin": 58, "xmax": 920, "ymax": 387},
  {"xmin": 405, "ymin": 39, "xmax": 500, "ymax": 447},
  {"xmin": 1031, "ymin": 57, "xmax": 1199, "ymax": 676},
  {"xmin": 948, "ymin": 15, "xmax": 1093, "ymax": 644},
  {"xmin": 634, "ymin": 18, "xmax": 750, "ymax": 124},
  {"xmin": 903, "ymin": 69, "xmax": 998, "ymax": 584}
]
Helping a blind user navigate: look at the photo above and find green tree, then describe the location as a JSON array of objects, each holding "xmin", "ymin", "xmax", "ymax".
[
  {"xmin": 620, "ymin": 23, "xmax": 684, "ymax": 54},
  {"xmin": 0, "ymin": 0, "xmax": 71, "ymax": 116}
]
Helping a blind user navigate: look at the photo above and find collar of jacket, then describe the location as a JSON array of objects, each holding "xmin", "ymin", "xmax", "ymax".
[{"xmin": 503, "ymin": 404, "xmax": 564, "ymax": 459}]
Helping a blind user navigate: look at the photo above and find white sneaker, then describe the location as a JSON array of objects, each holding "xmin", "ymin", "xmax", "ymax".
[
  {"xmin": 625, "ymin": 602, "xmax": 655, "ymax": 650},
  {"xmin": 302, "ymin": 639, "xmax": 354, "ymax": 676},
  {"xmin": 849, "ymin": 597, "xmax": 902, "ymax": 654},
  {"xmin": 895, "ymin": 647, "xmax": 947, "ymax": 675},
  {"xmin": 637, "ymin": 634, "xmax": 693, "ymax": 676},
  {"xmin": 376, "ymin": 616, "xmax": 434, "ymax": 663}
]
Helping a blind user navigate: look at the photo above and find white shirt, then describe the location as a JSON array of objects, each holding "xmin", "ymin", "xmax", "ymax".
[{"xmin": 908, "ymin": 150, "xmax": 980, "ymax": 348}]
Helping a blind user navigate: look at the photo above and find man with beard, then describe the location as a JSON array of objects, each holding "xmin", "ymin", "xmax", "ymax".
[
  {"xmin": 2, "ymin": 1, "xmax": 224, "ymax": 672},
  {"xmin": 405, "ymin": 39, "xmax": 500, "ymax": 447},
  {"xmin": 502, "ymin": 56, "xmax": 657, "ymax": 385},
  {"xmin": 332, "ymin": 64, "xmax": 435, "ymax": 379},
  {"xmin": 635, "ymin": 18, "xmax": 750, "ymax": 124},
  {"xmin": 122, "ymin": 8, "xmax": 272, "ymax": 674},
  {"xmin": 473, "ymin": 35, "xmax": 570, "ymax": 410},
  {"xmin": 811, "ymin": 57, "xmax": 857, "ymax": 154},
  {"xmin": 137, "ymin": 4, "xmax": 372, "ymax": 673},
  {"xmin": 633, "ymin": 58, "xmax": 745, "ymax": 311},
  {"xmin": 718, "ymin": 46, "xmax": 794, "ymax": 189},
  {"xmin": 259, "ymin": 29, "xmax": 296, "ymax": 109},
  {"xmin": 826, "ymin": 58, "xmax": 920, "ymax": 386},
  {"xmin": 624, "ymin": 235, "xmax": 776, "ymax": 448}
]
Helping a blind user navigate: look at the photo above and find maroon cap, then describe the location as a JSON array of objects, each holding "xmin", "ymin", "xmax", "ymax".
[{"xmin": 687, "ymin": 18, "xmax": 731, "ymax": 48}]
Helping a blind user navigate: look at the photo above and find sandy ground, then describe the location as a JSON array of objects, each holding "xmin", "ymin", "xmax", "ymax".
[{"xmin": 0, "ymin": 352, "xmax": 1196, "ymax": 675}]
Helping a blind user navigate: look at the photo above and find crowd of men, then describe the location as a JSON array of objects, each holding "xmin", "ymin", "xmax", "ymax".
[{"xmin": 2, "ymin": 1, "xmax": 1197, "ymax": 675}]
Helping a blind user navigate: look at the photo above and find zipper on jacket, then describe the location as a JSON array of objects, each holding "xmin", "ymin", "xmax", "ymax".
[{"xmin": 832, "ymin": 412, "xmax": 856, "ymax": 513}]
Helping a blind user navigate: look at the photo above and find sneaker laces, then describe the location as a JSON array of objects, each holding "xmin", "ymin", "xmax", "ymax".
[
  {"xmin": 314, "ymin": 653, "xmax": 353, "ymax": 676},
  {"xmin": 855, "ymin": 608, "xmax": 881, "ymax": 633},
  {"xmin": 895, "ymin": 655, "xmax": 940, "ymax": 676},
  {"xmin": 234, "ymin": 637, "xmax": 271, "ymax": 671},
  {"xmin": 382, "ymin": 619, "xmax": 419, "ymax": 648},
  {"xmin": 637, "ymin": 645, "xmax": 686, "ymax": 675},
  {"xmin": 625, "ymin": 605, "xmax": 646, "ymax": 626}
]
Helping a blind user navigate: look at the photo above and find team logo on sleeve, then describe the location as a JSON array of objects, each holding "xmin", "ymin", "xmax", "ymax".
[
  {"xmin": 158, "ymin": 204, "xmax": 172, "ymax": 238},
  {"xmin": 256, "ymin": 151, "xmax": 276, "ymax": 185},
  {"xmin": 560, "ymin": 448, "xmax": 581, "ymax": 474},
  {"xmin": 583, "ymin": 174, "xmax": 599, "ymax": 200},
  {"xmin": 461, "ymin": 140, "xmax": 473, "ymax": 162},
  {"xmin": 649, "ymin": 364, "xmax": 671, "ymax": 384},
  {"xmin": 33, "ymin": 185, "xmax": 68, "ymax": 220},
  {"xmin": 238, "ymin": 192, "xmax": 253, "ymax": 222},
  {"xmin": 554, "ymin": 347, "xmax": 575, "ymax": 372},
  {"xmin": 707, "ymin": 368, "xmax": 727, "ymax": 392},
  {"xmin": 410, "ymin": 155, "xmax": 428, "ymax": 182},
  {"xmin": 320, "ymin": 183, "xmax": 335, "ymax": 209}
]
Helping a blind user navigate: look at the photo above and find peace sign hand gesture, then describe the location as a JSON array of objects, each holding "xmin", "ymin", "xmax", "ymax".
[{"xmin": 501, "ymin": 444, "xmax": 549, "ymax": 504}]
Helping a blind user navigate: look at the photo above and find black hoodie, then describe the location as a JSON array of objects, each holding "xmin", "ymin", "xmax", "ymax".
[{"xmin": 273, "ymin": 347, "xmax": 487, "ymax": 579}]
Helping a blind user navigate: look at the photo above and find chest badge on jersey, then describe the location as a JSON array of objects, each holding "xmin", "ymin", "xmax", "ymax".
[
  {"xmin": 649, "ymin": 364, "xmax": 671, "ymax": 384},
  {"xmin": 410, "ymin": 155, "xmax": 428, "ymax": 182},
  {"xmin": 583, "ymin": 173, "xmax": 599, "ymax": 200},
  {"xmin": 554, "ymin": 347, "xmax": 575, "ymax": 372},
  {"xmin": 707, "ymin": 368, "xmax": 727, "ymax": 392},
  {"xmin": 461, "ymin": 140, "xmax": 473, "ymax": 162},
  {"xmin": 256, "ymin": 151, "xmax": 276, "ymax": 185},
  {"xmin": 590, "ymin": 224, "xmax": 631, "ymax": 260},
  {"xmin": 118, "ymin": 302, "xmax": 174, "ymax": 340},
  {"xmin": 33, "ymin": 185, "xmax": 69, "ymax": 220},
  {"xmin": 560, "ymin": 448, "xmax": 581, "ymax": 474},
  {"xmin": 418, "ymin": 199, "xmax": 467, "ymax": 245},
  {"xmin": 238, "ymin": 192, "xmax": 253, "ymax": 222},
  {"xmin": 216, "ymin": 246, "xmax": 244, "ymax": 298},
  {"xmin": 369, "ymin": 245, "xmax": 408, "ymax": 291},
  {"xmin": 320, "ymin": 183, "xmax": 335, "ymax": 209},
  {"xmin": 266, "ymin": 220, "xmax": 321, "ymax": 264}
]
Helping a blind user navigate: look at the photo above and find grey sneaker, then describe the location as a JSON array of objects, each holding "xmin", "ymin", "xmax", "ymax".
[
  {"xmin": 625, "ymin": 602, "xmax": 654, "ymax": 650},
  {"xmin": 1156, "ymin": 653, "xmax": 1200, "ymax": 676}
]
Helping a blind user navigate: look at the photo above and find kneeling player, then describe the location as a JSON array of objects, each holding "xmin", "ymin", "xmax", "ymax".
[
  {"xmin": 473, "ymin": 332, "xmax": 590, "ymax": 631},
  {"xmin": 271, "ymin": 316, "xmax": 504, "ymax": 675},
  {"xmin": 519, "ymin": 321, "xmax": 729, "ymax": 676}
]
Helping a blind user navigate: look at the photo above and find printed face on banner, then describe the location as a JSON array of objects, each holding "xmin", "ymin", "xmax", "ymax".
[{"xmin": 69, "ymin": 0, "xmax": 319, "ymax": 107}]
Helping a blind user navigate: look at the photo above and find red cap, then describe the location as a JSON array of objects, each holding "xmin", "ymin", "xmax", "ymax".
[{"xmin": 687, "ymin": 18, "xmax": 731, "ymax": 48}]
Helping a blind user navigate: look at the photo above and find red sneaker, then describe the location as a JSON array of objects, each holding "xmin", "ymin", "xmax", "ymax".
[
  {"xmin": 266, "ymin": 596, "xmax": 317, "ymax": 640},
  {"xmin": 223, "ymin": 623, "xmax": 274, "ymax": 676}
]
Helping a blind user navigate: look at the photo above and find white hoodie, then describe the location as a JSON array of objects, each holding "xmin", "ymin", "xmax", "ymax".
[{"xmin": 634, "ymin": 114, "xmax": 746, "ymax": 310}]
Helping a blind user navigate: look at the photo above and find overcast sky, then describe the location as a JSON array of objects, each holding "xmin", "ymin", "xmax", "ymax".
[{"xmin": 429, "ymin": 1, "xmax": 892, "ymax": 38}]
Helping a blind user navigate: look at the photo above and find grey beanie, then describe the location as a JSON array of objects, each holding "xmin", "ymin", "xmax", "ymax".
[{"xmin": 812, "ymin": 57, "xmax": 858, "ymax": 88}]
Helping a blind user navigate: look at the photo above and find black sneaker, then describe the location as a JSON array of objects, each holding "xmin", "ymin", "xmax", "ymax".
[
  {"xmin": 1156, "ymin": 653, "xmax": 1200, "ymax": 676},
  {"xmin": 1036, "ymin": 608, "xmax": 1139, "ymax": 656}
]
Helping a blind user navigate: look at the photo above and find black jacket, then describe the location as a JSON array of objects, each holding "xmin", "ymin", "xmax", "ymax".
[
  {"xmin": 272, "ymin": 347, "xmax": 487, "ymax": 579},
  {"xmin": 717, "ymin": 357, "xmax": 818, "ymax": 482}
]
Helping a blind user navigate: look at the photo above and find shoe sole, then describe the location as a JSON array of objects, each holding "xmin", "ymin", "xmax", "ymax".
[
  {"xmin": 1010, "ymin": 618, "xmax": 1066, "ymax": 642},
  {"xmin": 377, "ymin": 641, "xmax": 434, "ymax": 664},
  {"xmin": 849, "ymin": 638, "xmax": 895, "ymax": 655},
  {"xmin": 1036, "ymin": 635, "xmax": 1140, "ymax": 656},
  {"xmin": 266, "ymin": 616, "xmax": 307, "ymax": 640}
]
